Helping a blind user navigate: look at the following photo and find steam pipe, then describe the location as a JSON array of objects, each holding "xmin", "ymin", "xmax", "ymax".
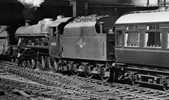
[
  {"xmin": 147, "ymin": 0, "xmax": 149, "ymax": 7},
  {"xmin": 99, "ymin": 22, "xmax": 104, "ymax": 33},
  {"xmin": 72, "ymin": 0, "xmax": 77, "ymax": 17},
  {"xmin": 84, "ymin": 2, "xmax": 88, "ymax": 16},
  {"xmin": 164, "ymin": 0, "xmax": 166, "ymax": 7}
]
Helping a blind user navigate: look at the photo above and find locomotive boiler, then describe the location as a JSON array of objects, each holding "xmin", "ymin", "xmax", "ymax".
[
  {"xmin": 15, "ymin": 18, "xmax": 53, "ymax": 69},
  {"xmin": 15, "ymin": 17, "xmax": 77, "ymax": 70},
  {"xmin": 115, "ymin": 9, "xmax": 169, "ymax": 89}
]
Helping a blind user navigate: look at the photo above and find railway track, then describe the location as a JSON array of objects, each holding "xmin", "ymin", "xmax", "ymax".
[
  {"xmin": 1, "ymin": 61, "xmax": 169, "ymax": 100},
  {"xmin": 0, "ymin": 72, "xmax": 104, "ymax": 99},
  {"xmin": 0, "ymin": 61, "xmax": 117, "ymax": 99}
]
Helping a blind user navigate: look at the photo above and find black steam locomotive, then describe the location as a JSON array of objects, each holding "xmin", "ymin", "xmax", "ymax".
[
  {"xmin": 15, "ymin": 15, "xmax": 115, "ymax": 81},
  {"xmin": 2, "ymin": 9, "xmax": 169, "ymax": 89}
]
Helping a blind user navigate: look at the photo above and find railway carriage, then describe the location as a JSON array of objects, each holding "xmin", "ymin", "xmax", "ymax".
[{"xmin": 115, "ymin": 10, "xmax": 169, "ymax": 88}]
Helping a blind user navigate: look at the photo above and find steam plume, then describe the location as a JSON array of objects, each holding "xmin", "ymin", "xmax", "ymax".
[{"xmin": 17, "ymin": 0, "xmax": 44, "ymax": 7}]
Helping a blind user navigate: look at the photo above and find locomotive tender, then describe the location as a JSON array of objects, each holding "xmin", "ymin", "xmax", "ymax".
[
  {"xmin": 115, "ymin": 10, "xmax": 169, "ymax": 88},
  {"xmin": 48, "ymin": 16, "xmax": 115, "ymax": 80}
]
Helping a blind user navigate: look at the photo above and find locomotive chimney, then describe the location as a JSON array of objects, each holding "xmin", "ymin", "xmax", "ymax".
[
  {"xmin": 147, "ymin": 0, "xmax": 150, "ymax": 7},
  {"xmin": 25, "ymin": 20, "xmax": 30, "ymax": 26}
]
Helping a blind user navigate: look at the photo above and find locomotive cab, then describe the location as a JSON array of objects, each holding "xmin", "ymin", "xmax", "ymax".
[{"xmin": 48, "ymin": 17, "xmax": 72, "ymax": 58}]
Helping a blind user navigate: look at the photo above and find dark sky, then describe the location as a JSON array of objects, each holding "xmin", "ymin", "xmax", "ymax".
[
  {"xmin": 0, "ymin": 0, "xmax": 156, "ymax": 26},
  {"xmin": 0, "ymin": 0, "xmax": 71, "ymax": 25},
  {"xmin": 0, "ymin": 0, "xmax": 24, "ymax": 25},
  {"xmin": 0, "ymin": 0, "xmax": 136, "ymax": 25}
]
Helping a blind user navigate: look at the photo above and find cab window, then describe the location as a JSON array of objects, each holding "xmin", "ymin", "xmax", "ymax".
[
  {"xmin": 116, "ymin": 30, "xmax": 123, "ymax": 47},
  {"xmin": 50, "ymin": 27, "xmax": 56, "ymax": 36},
  {"xmin": 167, "ymin": 33, "xmax": 169, "ymax": 48}
]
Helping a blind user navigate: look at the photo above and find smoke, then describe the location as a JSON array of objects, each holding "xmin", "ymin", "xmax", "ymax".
[
  {"xmin": 17, "ymin": 0, "xmax": 45, "ymax": 22},
  {"xmin": 17, "ymin": 0, "xmax": 45, "ymax": 7}
]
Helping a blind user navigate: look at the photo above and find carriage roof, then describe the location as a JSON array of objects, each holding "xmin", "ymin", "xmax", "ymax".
[{"xmin": 115, "ymin": 11, "xmax": 169, "ymax": 24}]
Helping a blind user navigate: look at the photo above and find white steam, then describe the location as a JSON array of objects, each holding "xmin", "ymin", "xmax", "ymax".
[{"xmin": 18, "ymin": 0, "xmax": 45, "ymax": 7}]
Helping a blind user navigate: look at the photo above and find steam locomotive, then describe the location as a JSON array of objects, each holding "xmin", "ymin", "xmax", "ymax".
[
  {"xmin": 2, "ymin": 9, "xmax": 169, "ymax": 89},
  {"xmin": 15, "ymin": 15, "xmax": 116, "ymax": 81}
]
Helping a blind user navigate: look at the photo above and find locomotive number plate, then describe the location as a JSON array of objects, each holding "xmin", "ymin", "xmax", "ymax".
[
  {"xmin": 104, "ymin": 72, "xmax": 110, "ymax": 77},
  {"xmin": 51, "ymin": 42, "xmax": 56, "ymax": 46}
]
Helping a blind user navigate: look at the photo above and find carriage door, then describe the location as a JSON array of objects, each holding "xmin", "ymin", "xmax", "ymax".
[{"xmin": 49, "ymin": 27, "xmax": 61, "ymax": 58}]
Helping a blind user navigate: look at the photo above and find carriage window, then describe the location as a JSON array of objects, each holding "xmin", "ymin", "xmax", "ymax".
[
  {"xmin": 147, "ymin": 24, "xmax": 159, "ymax": 30},
  {"xmin": 116, "ymin": 30, "xmax": 123, "ymax": 47},
  {"xmin": 167, "ymin": 33, "xmax": 169, "ymax": 48},
  {"xmin": 124, "ymin": 32, "xmax": 140, "ymax": 47},
  {"xmin": 145, "ymin": 32, "xmax": 161, "ymax": 48}
]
